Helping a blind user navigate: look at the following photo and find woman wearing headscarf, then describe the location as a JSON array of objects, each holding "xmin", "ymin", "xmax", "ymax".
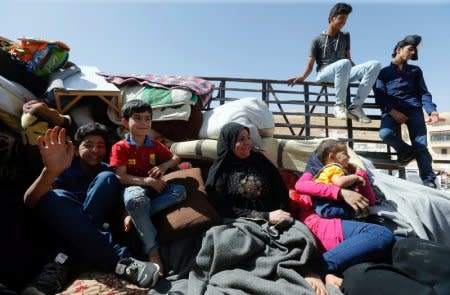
[
  {"xmin": 205, "ymin": 122, "xmax": 292, "ymax": 224},
  {"xmin": 206, "ymin": 122, "xmax": 337, "ymax": 295}
]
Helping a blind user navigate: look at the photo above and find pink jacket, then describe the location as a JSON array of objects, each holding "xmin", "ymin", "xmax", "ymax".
[{"xmin": 290, "ymin": 172, "xmax": 344, "ymax": 252}]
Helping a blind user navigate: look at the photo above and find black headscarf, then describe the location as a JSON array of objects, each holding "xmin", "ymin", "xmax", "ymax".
[{"xmin": 206, "ymin": 122, "xmax": 251, "ymax": 189}]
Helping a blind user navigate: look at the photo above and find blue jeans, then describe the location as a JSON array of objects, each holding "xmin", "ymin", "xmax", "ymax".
[
  {"xmin": 123, "ymin": 183, "xmax": 187, "ymax": 255},
  {"xmin": 322, "ymin": 220, "xmax": 394, "ymax": 273},
  {"xmin": 37, "ymin": 171, "xmax": 128, "ymax": 271},
  {"xmin": 316, "ymin": 59, "xmax": 381, "ymax": 107},
  {"xmin": 379, "ymin": 107, "xmax": 436, "ymax": 185}
]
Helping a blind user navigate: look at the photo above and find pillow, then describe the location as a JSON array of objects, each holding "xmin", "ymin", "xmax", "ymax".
[
  {"xmin": 199, "ymin": 97, "xmax": 275, "ymax": 148},
  {"xmin": 154, "ymin": 168, "xmax": 221, "ymax": 243}
]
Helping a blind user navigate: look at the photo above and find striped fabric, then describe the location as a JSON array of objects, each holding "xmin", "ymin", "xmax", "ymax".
[{"xmin": 97, "ymin": 73, "xmax": 214, "ymax": 107}]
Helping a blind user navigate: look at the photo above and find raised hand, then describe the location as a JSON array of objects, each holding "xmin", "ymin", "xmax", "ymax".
[{"xmin": 37, "ymin": 126, "xmax": 74, "ymax": 177}]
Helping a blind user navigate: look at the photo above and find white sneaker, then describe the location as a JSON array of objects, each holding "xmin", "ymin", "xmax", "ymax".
[
  {"xmin": 334, "ymin": 104, "xmax": 348, "ymax": 120},
  {"xmin": 348, "ymin": 106, "xmax": 372, "ymax": 123}
]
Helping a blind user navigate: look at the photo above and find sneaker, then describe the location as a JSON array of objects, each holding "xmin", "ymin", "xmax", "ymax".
[
  {"xmin": 334, "ymin": 104, "xmax": 348, "ymax": 120},
  {"xmin": 348, "ymin": 106, "xmax": 372, "ymax": 123},
  {"xmin": 21, "ymin": 254, "xmax": 72, "ymax": 295},
  {"xmin": 115, "ymin": 257, "xmax": 160, "ymax": 288}
]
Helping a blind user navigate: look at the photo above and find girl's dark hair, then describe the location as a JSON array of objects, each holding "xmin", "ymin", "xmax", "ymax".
[
  {"xmin": 316, "ymin": 139, "xmax": 347, "ymax": 163},
  {"xmin": 121, "ymin": 100, "xmax": 153, "ymax": 120},
  {"xmin": 329, "ymin": 3, "xmax": 352, "ymax": 22},
  {"xmin": 73, "ymin": 122, "xmax": 110, "ymax": 147}
]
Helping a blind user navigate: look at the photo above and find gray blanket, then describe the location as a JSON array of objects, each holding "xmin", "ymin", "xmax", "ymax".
[
  {"xmin": 152, "ymin": 218, "xmax": 342, "ymax": 295},
  {"xmin": 367, "ymin": 166, "xmax": 450, "ymax": 246}
]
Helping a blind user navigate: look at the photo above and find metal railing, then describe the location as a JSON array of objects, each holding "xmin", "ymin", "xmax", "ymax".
[{"xmin": 201, "ymin": 76, "xmax": 393, "ymax": 158}]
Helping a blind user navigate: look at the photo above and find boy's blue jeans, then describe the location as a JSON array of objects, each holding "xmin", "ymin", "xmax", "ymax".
[
  {"xmin": 316, "ymin": 59, "xmax": 381, "ymax": 107},
  {"xmin": 123, "ymin": 183, "xmax": 187, "ymax": 255},
  {"xmin": 322, "ymin": 220, "xmax": 394, "ymax": 273},
  {"xmin": 37, "ymin": 171, "xmax": 128, "ymax": 271},
  {"xmin": 379, "ymin": 107, "xmax": 436, "ymax": 185}
]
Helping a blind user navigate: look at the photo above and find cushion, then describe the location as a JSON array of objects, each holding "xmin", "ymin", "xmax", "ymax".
[
  {"xmin": 261, "ymin": 138, "xmax": 363, "ymax": 171},
  {"xmin": 170, "ymin": 137, "xmax": 364, "ymax": 172},
  {"xmin": 154, "ymin": 168, "xmax": 221, "ymax": 243},
  {"xmin": 170, "ymin": 139, "xmax": 218, "ymax": 161}
]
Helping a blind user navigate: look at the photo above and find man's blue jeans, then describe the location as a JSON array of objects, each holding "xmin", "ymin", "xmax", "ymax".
[
  {"xmin": 316, "ymin": 59, "xmax": 381, "ymax": 107},
  {"xmin": 123, "ymin": 183, "xmax": 186, "ymax": 255},
  {"xmin": 322, "ymin": 220, "xmax": 394, "ymax": 273},
  {"xmin": 37, "ymin": 171, "xmax": 128, "ymax": 271},
  {"xmin": 379, "ymin": 107, "xmax": 436, "ymax": 185}
]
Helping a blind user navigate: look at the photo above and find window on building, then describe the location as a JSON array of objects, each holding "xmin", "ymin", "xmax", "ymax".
[
  {"xmin": 442, "ymin": 149, "xmax": 447, "ymax": 155},
  {"xmin": 431, "ymin": 131, "xmax": 450, "ymax": 142}
]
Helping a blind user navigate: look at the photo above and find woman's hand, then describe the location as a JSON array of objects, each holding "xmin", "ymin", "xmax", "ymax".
[
  {"xmin": 268, "ymin": 209, "xmax": 292, "ymax": 225},
  {"xmin": 340, "ymin": 189, "xmax": 369, "ymax": 215}
]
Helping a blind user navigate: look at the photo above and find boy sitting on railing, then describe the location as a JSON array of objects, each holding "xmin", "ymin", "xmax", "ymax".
[{"xmin": 288, "ymin": 2, "xmax": 380, "ymax": 124}]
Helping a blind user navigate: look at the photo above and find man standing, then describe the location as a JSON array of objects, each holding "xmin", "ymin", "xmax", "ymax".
[
  {"xmin": 288, "ymin": 3, "xmax": 381, "ymax": 123},
  {"xmin": 374, "ymin": 35, "xmax": 440, "ymax": 188}
]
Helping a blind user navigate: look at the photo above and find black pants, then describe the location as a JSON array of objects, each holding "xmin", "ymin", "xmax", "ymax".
[
  {"xmin": 342, "ymin": 238, "xmax": 450, "ymax": 295},
  {"xmin": 342, "ymin": 263, "xmax": 435, "ymax": 295}
]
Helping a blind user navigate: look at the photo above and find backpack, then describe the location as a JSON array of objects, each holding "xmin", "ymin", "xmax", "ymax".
[{"xmin": 8, "ymin": 37, "xmax": 70, "ymax": 77}]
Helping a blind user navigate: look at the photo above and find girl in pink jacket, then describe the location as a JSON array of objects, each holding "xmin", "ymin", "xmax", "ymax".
[{"xmin": 290, "ymin": 149, "xmax": 394, "ymax": 289}]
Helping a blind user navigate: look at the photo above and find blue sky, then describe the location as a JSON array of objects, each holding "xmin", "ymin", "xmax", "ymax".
[{"xmin": 3, "ymin": 0, "xmax": 450, "ymax": 110}]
